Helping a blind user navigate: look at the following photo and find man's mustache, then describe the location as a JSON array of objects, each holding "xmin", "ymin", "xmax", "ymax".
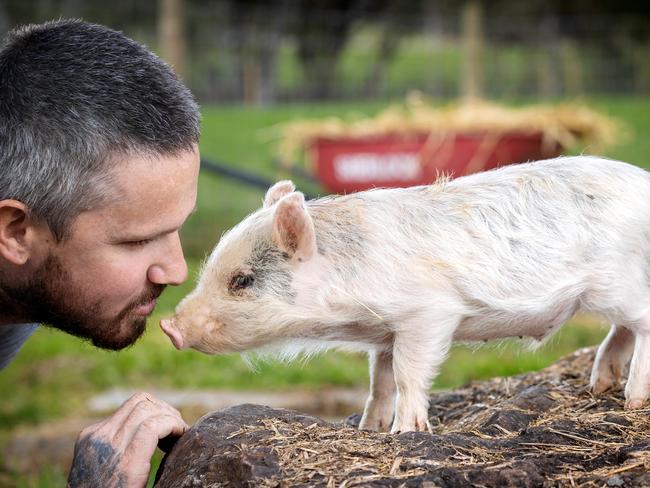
[{"xmin": 122, "ymin": 284, "xmax": 167, "ymax": 316}]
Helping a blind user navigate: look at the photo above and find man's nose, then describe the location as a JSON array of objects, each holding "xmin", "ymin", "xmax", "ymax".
[{"xmin": 147, "ymin": 233, "xmax": 188, "ymax": 286}]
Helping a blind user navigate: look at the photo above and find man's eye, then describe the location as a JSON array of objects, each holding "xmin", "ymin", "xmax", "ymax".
[
  {"xmin": 230, "ymin": 273, "xmax": 255, "ymax": 291},
  {"xmin": 125, "ymin": 239, "xmax": 153, "ymax": 247}
]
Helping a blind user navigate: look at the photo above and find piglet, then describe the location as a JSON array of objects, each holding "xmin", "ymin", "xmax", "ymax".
[{"xmin": 161, "ymin": 156, "xmax": 650, "ymax": 433}]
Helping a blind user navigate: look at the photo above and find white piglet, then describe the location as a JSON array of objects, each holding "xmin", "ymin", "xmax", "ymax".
[{"xmin": 161, "ymin": 156, "xmax": 650, "ymax": 433}]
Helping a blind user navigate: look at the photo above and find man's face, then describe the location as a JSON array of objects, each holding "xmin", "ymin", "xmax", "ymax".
[{"xmin": 10, "ymin": 148, "xmax": 200, "ymax": 349}]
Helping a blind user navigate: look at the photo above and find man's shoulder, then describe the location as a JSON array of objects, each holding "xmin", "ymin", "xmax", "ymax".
[
  {"xmin": 0, "ymin": 323, "xmax": 39, "ymax": 337},
  {"xmin": 0, "ymin": 323, "xmax": 39, "ymax": 370}
]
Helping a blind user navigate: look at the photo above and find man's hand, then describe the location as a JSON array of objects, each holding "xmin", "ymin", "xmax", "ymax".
[{"xmin": 67, "ymin": 392, "xmax": 188, "ymax": 488}]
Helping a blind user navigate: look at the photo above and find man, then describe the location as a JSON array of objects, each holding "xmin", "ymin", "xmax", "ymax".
[{"xmin": 0, "ymin": 19, "xmax": 200, "ymax": 487}]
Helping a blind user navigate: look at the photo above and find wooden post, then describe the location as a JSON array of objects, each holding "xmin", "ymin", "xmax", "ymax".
[
  {"xmin": 461, "ymin": 0, "xmax": 483, "ymax": 100},
  {"xmin": 536, "ymin": 16, "xmax": 560, "ymax": 98},
  {"xmin": 158, "ymin": 0, "xmax": 187, "ymax": 80},
  {"xmin": 561, "ymin": 40, "xmax": 583, "ymax": 97},
  {"xmin": 242, "ymin": 55, "xmax": 261, "ymax": 106}
]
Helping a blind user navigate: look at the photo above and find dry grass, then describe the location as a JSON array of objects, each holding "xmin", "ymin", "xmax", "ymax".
[
  {"xmin": 207, "ymin": 348, "xmax": 650, "ymax": 487},
  {"xmin": 227, "ymin": 420, "xmax": 424, "ymax": 487},
  {"xmin": 274, "ymin": 93, "xmax": 625, "ymax": 168}
]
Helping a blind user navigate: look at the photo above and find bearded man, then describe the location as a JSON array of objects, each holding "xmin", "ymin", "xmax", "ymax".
[{"xmin": 0, "ymin": 19, "xmax": 200, "ymax": 487}]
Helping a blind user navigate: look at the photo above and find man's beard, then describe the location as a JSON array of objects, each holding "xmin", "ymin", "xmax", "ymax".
[{"xmin": 3, "ymin": 253, "xmax": 165, "ymax": 350}]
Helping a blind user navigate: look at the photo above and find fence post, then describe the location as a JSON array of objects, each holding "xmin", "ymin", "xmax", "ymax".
[
  {"xmin": 461, "ymin": 0, "xmax": 484, "ymax": 100},
  {"xmin": 158, "ymin": 0, "xmax": 187, "ymax": 80}
]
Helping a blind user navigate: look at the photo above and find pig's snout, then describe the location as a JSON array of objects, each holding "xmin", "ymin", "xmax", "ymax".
[{"xmin": 160, "ymin": 318, "xmax": 186, "ymax": 350}]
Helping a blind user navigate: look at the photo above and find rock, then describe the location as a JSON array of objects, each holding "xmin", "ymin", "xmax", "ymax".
[
  {"xmin": 87, "ymin": 387, "xmax": 366, "ymax": 421},
  {"xmin": 155, "ymin": 348, "xmax": 650, "ymax": 487},
  {"xmin": 607, "ymin": 475, "xmax": 625, "ymax": 486}
]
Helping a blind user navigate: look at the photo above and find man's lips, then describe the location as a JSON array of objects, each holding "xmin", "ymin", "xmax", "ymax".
[
  {"xmin": 131, "ymin": 286, "xmax": 165, "ymax": 316},
  {"xmin": 134, "ymin": 298, "xmax": 157, "ymax": 316}
]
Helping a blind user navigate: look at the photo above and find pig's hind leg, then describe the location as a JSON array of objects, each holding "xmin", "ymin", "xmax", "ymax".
[
  {"xmin": 359, "ymin": 349, "xmax": 396, "ymax": 432},
  {"xmin": 390, "ymin": 315, "xmax": 459, "ymax": 434},
  {"xmin": 590, "ymin": 324, "xmax": 634, "ymax": 395},
  {"xmin": 624, "ymin": 311, "xmax": 650, "ymax": 409}
]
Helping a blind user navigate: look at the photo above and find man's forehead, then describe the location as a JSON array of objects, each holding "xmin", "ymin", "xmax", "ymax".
[
  {"xmin": 109, "ymin": 149, "xmax": 200, "ymax": 195},
  {"xmin": 71, "ymin": 149, "xmax": 200, "ymax": 238}
]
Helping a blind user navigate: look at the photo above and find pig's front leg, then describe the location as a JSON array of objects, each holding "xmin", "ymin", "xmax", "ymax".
[
  {"xmin": 359, "ymin": 349, "xmax": 396, "ymax": 432},
  {"xmin": 590, "ymin": 324, "xmax": 634, "ymax": 395},
  {"xmin": 390, "ymin": 316, "xmax": 458, "ymax": 434}
]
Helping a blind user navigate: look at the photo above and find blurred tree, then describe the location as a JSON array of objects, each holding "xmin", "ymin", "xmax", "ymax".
[
  {"xmin": 291, "ymin": 0, "xmax": 427, "ymax": 100},
  {"xmin": 184, "ymin": 0, "xmax": 429, "ymax": 103},
  {"xmin": 0, "ymin": 0, "xmax": 157, "ymax": 40},
  {"xmin": 291, "ymin": 0, "xmax": 368, "ymax": 99},
  {"xmin": 228, "ymin": 0, "xmax": 291, "ymax": 105},
  {"xmin": 180, "ymin": 0, "xmax": 291, "ymax": 105},
  {"xmin": 0, "ymin": 0, "xmax": 647, "ymax": 100},
  {"xmin": 436, "ymin": 0, "xmax": 650, "ymax": 96},
  {"xmin": 159, "ymin": 0, "xmax": 187, "ymax": 80},
  {"xmin": 461, "ymin": 0, "xmax": 483, "ymax": 100},
  {"xmin": 364, "ymin": 0, "xmax": 428, "ymax": 98}
]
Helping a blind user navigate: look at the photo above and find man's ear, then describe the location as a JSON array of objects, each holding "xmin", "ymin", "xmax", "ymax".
[
  {"xmin": 271, "ymin": 192, "xmax": 316, "ymax": 262},
  {"xmin": 0, "ymin": 200, "xmax": 39, "ymax": 265},
  {"xmin": 264, "ymin": 180, "xmax": 295, "ymax": 208}
]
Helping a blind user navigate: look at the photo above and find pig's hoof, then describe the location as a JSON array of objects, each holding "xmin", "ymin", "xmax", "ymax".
[
  {"xmin": 359, "ymin": 417, "xmax": 393, "ymax": 432},
  {"xmin": 359, "ymin": 400, "xmax": 395, "ymax": 432},
  {"xmin": 590, "ymin": 361, "xmax": 622, "ymax": 396},
  {"xmin": 359, "ymin": 412, "xmax": 394, "ymax": 432},
  {"xmin": 590, "ymin": 377, "xmax": 615, "ymax": 395},
  {"xmin": 415, "ymin": 417, "xmax": 434, "ymax": 434},
  {"xmin": 390, "ymin": 417, "xmax": 432, "ymax": 434},
  {"xmin": 359, "ymin": 419, "xmax": 389, "ymax": 432},
  {"xmin": 389, "ymin": 420, "xmax": 409, "ymax": 434},
  {"xmin": 625, "ymin": 398, "xmax": 645, "ymax": 410}
]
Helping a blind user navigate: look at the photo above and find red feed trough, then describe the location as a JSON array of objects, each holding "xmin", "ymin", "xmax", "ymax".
[{"xmin": 310, "ymin": 132, "xmax": 562, "ymax": 194}]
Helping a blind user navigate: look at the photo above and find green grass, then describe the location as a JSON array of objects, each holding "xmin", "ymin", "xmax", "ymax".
[{"xmin": 1, "ymin": 95, "xmax": 649, "ymax": 486}]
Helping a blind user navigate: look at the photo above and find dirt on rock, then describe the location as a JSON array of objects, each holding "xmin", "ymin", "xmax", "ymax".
[{"xmin": 155, "ymin": 347, "xmax": 650, "ymax": 487}]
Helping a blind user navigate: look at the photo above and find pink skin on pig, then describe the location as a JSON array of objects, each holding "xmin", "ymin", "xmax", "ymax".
[{"xmin": 159, "ymin": 319, "xmax": 184, "ymax": 349}]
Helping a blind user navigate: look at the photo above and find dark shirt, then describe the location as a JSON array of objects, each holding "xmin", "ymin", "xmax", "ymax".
[{"xmin": 0, "ymin": 323, "xmax": 38, "ymax": 369}]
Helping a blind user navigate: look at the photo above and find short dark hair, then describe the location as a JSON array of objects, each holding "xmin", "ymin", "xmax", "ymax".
[{"xmin": 0, "ymin": 19, "xmax": 200, "ymax": 240}]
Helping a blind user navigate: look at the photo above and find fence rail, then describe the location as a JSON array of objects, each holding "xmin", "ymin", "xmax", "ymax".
[{"xmin": 0, "ymin": 1, "xmax": 647, "ymax": 103}]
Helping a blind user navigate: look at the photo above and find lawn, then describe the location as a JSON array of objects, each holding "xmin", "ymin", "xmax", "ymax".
[{"xmin": 1, "ymin": 95, "xmax": 649, "ymax": 486}]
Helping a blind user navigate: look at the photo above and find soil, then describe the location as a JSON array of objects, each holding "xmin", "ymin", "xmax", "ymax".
[{"xmin": 155, "ymin": 347, "xmax": 650, "ymax": 487}]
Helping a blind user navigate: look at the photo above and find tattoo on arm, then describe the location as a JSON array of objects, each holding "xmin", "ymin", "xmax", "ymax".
[{"xmin": 67, "ymin": 435, "xmax": 127, "ymax": 488}]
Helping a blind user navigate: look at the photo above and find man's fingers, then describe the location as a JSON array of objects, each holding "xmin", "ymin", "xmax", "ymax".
[
  {"xmin": 95, "ymin": 392, "xmax": 184, "ymax": 437},
  {"xmin": 145, "ymin": 396, "xmax": 186, "ymax": 422},
  {"xmin": 95, "ymin": 392, "xmax": 156, "ymax": 434},
  {"xmin": 113, "ymin": 397, "xmax": 186, "ymax": 451},
  {"xmin": 68, "ymin": 393, "xmax": 189, "ymax": 488},
  {"xmin": 120, "ymin": 414, "xmax": 189, "ymax": 483},
  {"xmin": 131, "ymin": 414, "xmax": 188, "ymax": 455}
]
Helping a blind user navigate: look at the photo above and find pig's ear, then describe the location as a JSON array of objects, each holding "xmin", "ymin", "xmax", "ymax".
[
  {"xmin": 272, "ymin": 192, "xmax": 316, "ymax": 261},
  {"xmin": 264, "ymin": 180, "xmax": 296, "ymax": 208}
]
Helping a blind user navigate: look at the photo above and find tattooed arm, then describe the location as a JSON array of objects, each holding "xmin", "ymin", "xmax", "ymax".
[{"xmin": 67, "ymin": 392, "xmax": 188, "ymax": 488}]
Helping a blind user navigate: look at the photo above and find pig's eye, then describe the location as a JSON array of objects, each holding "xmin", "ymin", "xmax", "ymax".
[{"xmin": 229, "ymin": 273, "xmax": 255, "ymax": 292}]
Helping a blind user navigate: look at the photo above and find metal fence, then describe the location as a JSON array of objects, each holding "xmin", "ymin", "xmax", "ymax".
[{"xmin": 1, "ymin": 1, "xmax": 648, "ymax": 104}]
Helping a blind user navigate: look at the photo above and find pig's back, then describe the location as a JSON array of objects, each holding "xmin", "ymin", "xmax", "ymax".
[
  {"xmin": 358, "ymin": 156, "xmax": 650, "ymax": 248},
  {"xmin": 403, "ymin": 155, "xmax": 650, "ymax": 245},
  {"xmin": 327, "ymin": 156, "xmax": 650, "ymax": 323}
]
